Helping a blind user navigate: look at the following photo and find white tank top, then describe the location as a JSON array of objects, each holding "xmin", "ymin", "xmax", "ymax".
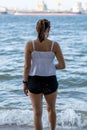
[{"xmin": 29, "ymin": 41, "xmax": 56, "ymax": 76}]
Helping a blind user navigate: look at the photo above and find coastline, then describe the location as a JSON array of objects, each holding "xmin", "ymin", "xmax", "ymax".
[
  {"xmin": 13, "ymin": 11, "xmax": 82, "ymax": 16},
  {"xmin": 0, "ymin": 11, "xmax": 84, "ymax": 16}
]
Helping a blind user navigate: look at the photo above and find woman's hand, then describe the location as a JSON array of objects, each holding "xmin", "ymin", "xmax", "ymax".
[{"xmin": 23, "ymin": 84, "xmax": 29, "ymax": 96}]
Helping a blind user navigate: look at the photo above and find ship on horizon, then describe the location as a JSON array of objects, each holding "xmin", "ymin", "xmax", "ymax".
[
  {"xmin": 0, "ymin": 1, "xmax": 87, "ymax": 15},
  {"xmin": 14, "ymin": 10, "xmax": 82, "ymax": 16},
  {"xmin": 13, "ymin": 1, "xmax": 84, "ymax": 16}
]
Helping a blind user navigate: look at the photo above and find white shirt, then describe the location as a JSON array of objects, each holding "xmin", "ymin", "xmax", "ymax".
[{"xmin": 29, "ymin": 41, "xmax": 56, "ymax": 76}]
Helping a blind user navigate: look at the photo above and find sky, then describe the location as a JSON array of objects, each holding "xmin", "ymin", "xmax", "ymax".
[{"xmin": 0, "ymin": 0, "xmax": 87, "ymax": 10}]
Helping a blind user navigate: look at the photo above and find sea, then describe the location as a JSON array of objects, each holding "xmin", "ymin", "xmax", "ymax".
[{"xmin": 0, "ymin": 14, "xmax": 87, "ymax": 129}]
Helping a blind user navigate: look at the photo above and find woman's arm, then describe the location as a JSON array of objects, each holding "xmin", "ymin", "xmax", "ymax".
[
  {"xmin": 23, "ymin": 41, "xmax": 31, "ymax": 81},
  {"xmin": 54, "ymin": 42, "xmax": 65, "ymax": 69},
  {"xmin": 23, "ymin": 41, "xmax": 31, "ymax": 96}
]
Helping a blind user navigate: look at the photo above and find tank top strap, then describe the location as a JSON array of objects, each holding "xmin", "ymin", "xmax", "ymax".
[
  {"xmin": 32, "ymin": 40, "xmax": 35, "ymax": 50},
  {"xmin": 51, "ymin": 41, "xmax": 54, "ymax": 51}
]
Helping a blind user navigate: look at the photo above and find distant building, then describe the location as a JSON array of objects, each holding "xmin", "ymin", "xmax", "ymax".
[
  {"xmin": 56, "ymin": 0, "xmax": 62, "ymax": 11},
  {"xmin": 72, "ymin": 2, "xmax": 83, "ymax": 13},
  {"xmin": 83, "ymin": 3, "xmax": 87, "ymax": 12},
  {"xmin": 0, "ymin": 6, "xmax": 7, "ymax": 13},
  {"xmin": 35, "ymin": 1, "xmax": 48, "ymax": 11}
]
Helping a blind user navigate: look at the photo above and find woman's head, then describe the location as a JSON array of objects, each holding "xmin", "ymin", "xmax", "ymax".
[{"xmin": 36, "ymin": 19, "xmax": 50, "ymax": 42}]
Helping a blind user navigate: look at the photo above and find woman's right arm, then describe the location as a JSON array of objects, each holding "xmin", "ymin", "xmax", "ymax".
[
  {"xmin": 23, "ymin": 41, "xmax": 32, "ymax": 96},
  {"xmin": 54, "ymin": 42, "xmax": 65, "ymax": 69}
]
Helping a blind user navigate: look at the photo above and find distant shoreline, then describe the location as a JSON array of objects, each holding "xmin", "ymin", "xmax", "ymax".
[
  {"xmin": 14, "ymin": 11, "xmax": 82, "ymax": 16},
  {"xmin": 0, "ymin": 11, "xmax": 84, "ymax": 16}
]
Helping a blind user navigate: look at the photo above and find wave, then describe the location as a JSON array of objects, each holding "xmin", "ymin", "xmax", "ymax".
[{"xmin": 0, "ymin": 108, "xmax": 87, "ymax": 129}]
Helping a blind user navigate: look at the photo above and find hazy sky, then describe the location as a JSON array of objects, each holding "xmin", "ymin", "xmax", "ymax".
[{"xmin": 0, "ymin": 0, "xmax": 87, "ymax": 10}]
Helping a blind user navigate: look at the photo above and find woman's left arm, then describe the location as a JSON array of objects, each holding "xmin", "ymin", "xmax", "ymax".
[{"xmin": 54, "ymin": 42, "xmax": 65, "ymax": 69}]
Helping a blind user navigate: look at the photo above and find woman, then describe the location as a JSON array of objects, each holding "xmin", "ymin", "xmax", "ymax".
[{"xmin": 23, "ymin": 19, "xmax": 65, "ymax": 130}]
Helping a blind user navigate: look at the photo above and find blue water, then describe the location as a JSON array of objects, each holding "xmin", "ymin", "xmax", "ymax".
[{"xmin": 0, "ymin": 14, "xmax": 87, "ymax": 129}]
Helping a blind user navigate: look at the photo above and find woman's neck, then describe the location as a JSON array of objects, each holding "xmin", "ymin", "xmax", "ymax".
[{"xmin": 36, "ymin": 38, "xmax": 48, "ymax": 43}]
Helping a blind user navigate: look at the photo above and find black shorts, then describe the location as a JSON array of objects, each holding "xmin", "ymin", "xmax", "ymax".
[{"xmin": 27, "ymin": 75, "xmax": 58, "ymax": 95}]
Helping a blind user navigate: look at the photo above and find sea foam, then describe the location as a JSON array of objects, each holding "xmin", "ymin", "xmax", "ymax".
[{"xmin": 0, "ymin": 108, "xmax": 87, "ymax": 129}]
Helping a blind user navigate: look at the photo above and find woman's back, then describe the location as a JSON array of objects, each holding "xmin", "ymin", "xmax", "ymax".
[
  {"xmin": 31, "ymin": 39, "xmax": 54, "ymax": 52},
  {"xmin": 29, "ymin": 40, "xmax": 56, "ymax": 76}
]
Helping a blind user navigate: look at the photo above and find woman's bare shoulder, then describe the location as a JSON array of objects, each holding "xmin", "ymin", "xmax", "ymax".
[
  {"xmin": 25, "ymin": 40, "xmax": 32, "ymax": 46},
  {"xmin": 25, "ymin": 40, "xmax": 33, "ymax": 51},
  {"xmin": 54, "ymin": 41, "xmax": 60, "ymax": 46},
  {"xmin": 25, "ymin": 41, "xmax": 32, "ymax": 47},
  {"xmin": 53, "ymin": 41, "xmax": 60, "ymax": 51}
]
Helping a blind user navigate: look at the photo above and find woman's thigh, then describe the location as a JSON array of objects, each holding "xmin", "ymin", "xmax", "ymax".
[
  {"xmin": 29, "ymin": 92, "xmax": 43, "ymax": 113},
  {"xmin": 44, "ymin": 91, "xmax": 57, "ymax": 110}
]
